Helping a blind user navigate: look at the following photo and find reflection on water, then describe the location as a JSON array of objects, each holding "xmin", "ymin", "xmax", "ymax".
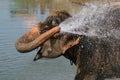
[{"xmin": 0, "ymin": 0, "xmax": 119, "ymax": 80}]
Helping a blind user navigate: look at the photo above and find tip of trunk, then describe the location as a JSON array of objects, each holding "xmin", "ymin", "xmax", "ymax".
[{"xmin": 15, "ymin": 25, "xmax": 40, "ymax": 53}]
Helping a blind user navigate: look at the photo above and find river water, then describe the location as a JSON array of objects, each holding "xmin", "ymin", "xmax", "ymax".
[{"xmin": 0, "ymin": 0, "xmax": 79, "ymax": 80}]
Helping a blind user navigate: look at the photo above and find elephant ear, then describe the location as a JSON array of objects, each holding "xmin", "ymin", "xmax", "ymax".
[{"xmin": 62, "ymin": 36, "xmax": 80, "ymax": 54}]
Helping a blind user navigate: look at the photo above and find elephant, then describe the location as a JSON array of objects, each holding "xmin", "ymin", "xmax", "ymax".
[{"xmin": 16, "ymin": 3, "xmax": 120, "ymax": 80}]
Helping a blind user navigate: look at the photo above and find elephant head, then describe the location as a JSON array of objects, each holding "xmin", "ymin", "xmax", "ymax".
[
  {"xmin": 15, "ymin": 10, "xmax": 71, "ymax": 53},
  {"xmin": 33, "ymin": 32, "xmax": 80, "ymax": 61},
  {"xmin": 15, "ymin": 10, "xmax": 80, "ymax": 61}
]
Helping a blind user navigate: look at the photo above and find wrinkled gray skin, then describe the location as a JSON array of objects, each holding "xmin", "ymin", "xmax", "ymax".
[{"xmin": 16, "ymin": 3, "xmax": 120, "ymax": 80}]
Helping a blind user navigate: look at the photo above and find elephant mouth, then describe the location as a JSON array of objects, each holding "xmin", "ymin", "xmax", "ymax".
[{"xmin": 33, "ymin": 47, "xmax": 43, "ymax": 61}]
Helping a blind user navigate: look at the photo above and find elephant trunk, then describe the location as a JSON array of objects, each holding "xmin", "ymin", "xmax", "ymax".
[{"xmin": 15, "ymin": 25, "xmax": 60, "ymax": 53}]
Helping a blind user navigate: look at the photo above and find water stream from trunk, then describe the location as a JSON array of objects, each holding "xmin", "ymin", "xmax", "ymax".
[{"xmin": 60, "ymin": 3, "xmax": 120, "ymax": 39}]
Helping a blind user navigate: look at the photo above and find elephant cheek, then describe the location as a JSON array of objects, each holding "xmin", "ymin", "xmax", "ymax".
[
  {"xmin": 41, "ymin": 51, "xmax": 51, "ymax": 57},
  {"xmin": 41, "ymin": 48, "xmax": 62, "ymax": 58}
]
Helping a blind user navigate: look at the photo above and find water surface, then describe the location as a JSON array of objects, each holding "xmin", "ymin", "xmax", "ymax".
[{"xmin": 0, "ymin": 0, "xmax": 78, "ymax": 80}]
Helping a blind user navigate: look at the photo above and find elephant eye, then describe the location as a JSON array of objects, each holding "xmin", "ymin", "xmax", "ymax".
[
  {"xmin": 52, "ymin": 17, "xmax": 62, "ymax": 26},
  {"xmin": 52, "ymin": 20, "xmax": 59, "ymax": 26},
  {"xmin": 52, "ymin": 20, "xmax": 56, "ymax": 26}
]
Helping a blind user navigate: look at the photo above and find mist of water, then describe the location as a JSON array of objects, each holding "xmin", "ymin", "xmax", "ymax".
[{"xmin": 59, "ymin": 3, "xmax": 120, "ymax": 39}]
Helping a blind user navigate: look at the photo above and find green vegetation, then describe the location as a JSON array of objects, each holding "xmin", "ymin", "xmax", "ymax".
[{"xmin": 10, "ymin": 0, "xmax": 119, "ymax": 17}]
